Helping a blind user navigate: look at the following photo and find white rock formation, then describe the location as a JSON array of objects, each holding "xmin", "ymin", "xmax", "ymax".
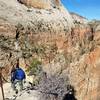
[{"xmin": 0, "ymin": 0, "xmax": 74, "ymax": 31}]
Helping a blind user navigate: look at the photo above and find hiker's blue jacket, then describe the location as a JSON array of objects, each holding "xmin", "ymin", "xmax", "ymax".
[{"xmin": 11, "ymin": 68, "xmax": 26, "ymax": 82}]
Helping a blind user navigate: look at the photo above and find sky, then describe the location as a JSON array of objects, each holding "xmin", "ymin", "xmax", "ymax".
[{"xmin": 61, "ymin": 0, "xmax": 100, "ymax": 20}]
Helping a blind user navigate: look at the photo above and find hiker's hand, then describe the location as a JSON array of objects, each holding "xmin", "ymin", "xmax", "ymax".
[{"xmin": 23, "ymin": 79, "xmax": 26, "ymax": 83}]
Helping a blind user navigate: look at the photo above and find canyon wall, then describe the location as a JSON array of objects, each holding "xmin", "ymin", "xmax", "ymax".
[{"xmin": 0, "ymin": 0, "xmax": 100, "ymax": 100}]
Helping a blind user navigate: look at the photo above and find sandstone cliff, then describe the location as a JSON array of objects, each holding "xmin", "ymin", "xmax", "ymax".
[
  {"xmin": 17, "ymin": 0, "xmax": 61, "ymax": 9},
  {"xmin": 70, "ymin": 12, "xmax": 88, "ymax": 24},
  {"xmin": 0, "ymin": 0, "xmax": 100, "ymax": 100}
]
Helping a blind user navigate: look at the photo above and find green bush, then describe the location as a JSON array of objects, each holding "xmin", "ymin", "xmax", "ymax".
[{"xmin": 27, "ymin": 58, "xmax": 42, "ymax": 76}]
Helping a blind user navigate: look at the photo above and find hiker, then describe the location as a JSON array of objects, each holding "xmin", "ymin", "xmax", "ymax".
[
  {"xmin": 11, "ymin": 60, "xmax": 26, "ymax": 93},
  {"xmin": 63, "ymin": 85, "xmax": 77, "ymax": 100}
]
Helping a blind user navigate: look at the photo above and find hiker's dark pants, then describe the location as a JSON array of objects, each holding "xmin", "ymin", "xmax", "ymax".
[{"xmin": 11, "ymin": 80, "xmax": 23, "ymax": 91}]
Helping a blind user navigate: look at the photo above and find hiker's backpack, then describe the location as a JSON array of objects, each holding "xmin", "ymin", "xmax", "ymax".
[{"xmin": 15, "ymin": 68, "xmax": 26, "ymax": 80}]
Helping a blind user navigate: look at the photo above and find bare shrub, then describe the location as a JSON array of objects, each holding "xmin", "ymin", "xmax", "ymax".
[{"xmin": 37, "ymin": 72, "xmax": 69, "ymax": 100}]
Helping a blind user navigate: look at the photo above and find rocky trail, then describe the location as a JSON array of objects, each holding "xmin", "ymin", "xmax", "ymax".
[{"xmin": 0, "ymin": 81, "xmax": 42, "ymax": 100}]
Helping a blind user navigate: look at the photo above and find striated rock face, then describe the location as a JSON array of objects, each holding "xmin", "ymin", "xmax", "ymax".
[
  {"xmin": 0, "ymin": 0, "xmax": 73, "ymax": 31},
  {"xmin": 17, "ymin": 0, "xmax": 61, "ymax": 9},
  {"xmin": 0, "ymin": 0, "xmax": 100, "ymax": 100},
  {"xmin": 89, "ymin": 20, "xmax": 100, "ymax": 32},
  {"xmin": 17, "ymin": 0, "xmax": 51, "ymax": 9},
  {"xmin": 70, "ymin": 12, "xmax": 88, "ymax": 24}
]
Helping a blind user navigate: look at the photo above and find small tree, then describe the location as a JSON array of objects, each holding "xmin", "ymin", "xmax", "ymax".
[
  {"xmin": 26, "ymin": 58, "xmax": 42, "ymax": 85},
  {"xmin": 27, "ymin": 58, "xmax": 42, "ymax": 76}
]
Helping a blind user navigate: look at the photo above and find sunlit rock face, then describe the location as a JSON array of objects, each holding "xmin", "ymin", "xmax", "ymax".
[
  {"xmin": 17, "ymin": 0, "xmax": 61, "ymax": 9},
  {"xmin": 0, "ymin": 0, "xmax": 73, "ymax": 29},
  {"xmin": 70, "ymin": 12, "xmax": 88, "ymax": 24},
  {"xmin": 17, "ymin": 0, "xmax": 51, "ymax": 9},
  {"xmin": 0, "ymin": 0, "xmax": 100, "ymax": 100}
]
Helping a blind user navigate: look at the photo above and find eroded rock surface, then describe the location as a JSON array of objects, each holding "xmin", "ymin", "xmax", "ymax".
[{"xmin": 0, "ymin": 0, "xmax": 100, "ymax": 100}]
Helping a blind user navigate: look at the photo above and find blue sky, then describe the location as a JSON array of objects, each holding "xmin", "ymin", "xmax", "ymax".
[{"xmin": 61, "ymin": 0, "xmax": 100, "ymax": 20}]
